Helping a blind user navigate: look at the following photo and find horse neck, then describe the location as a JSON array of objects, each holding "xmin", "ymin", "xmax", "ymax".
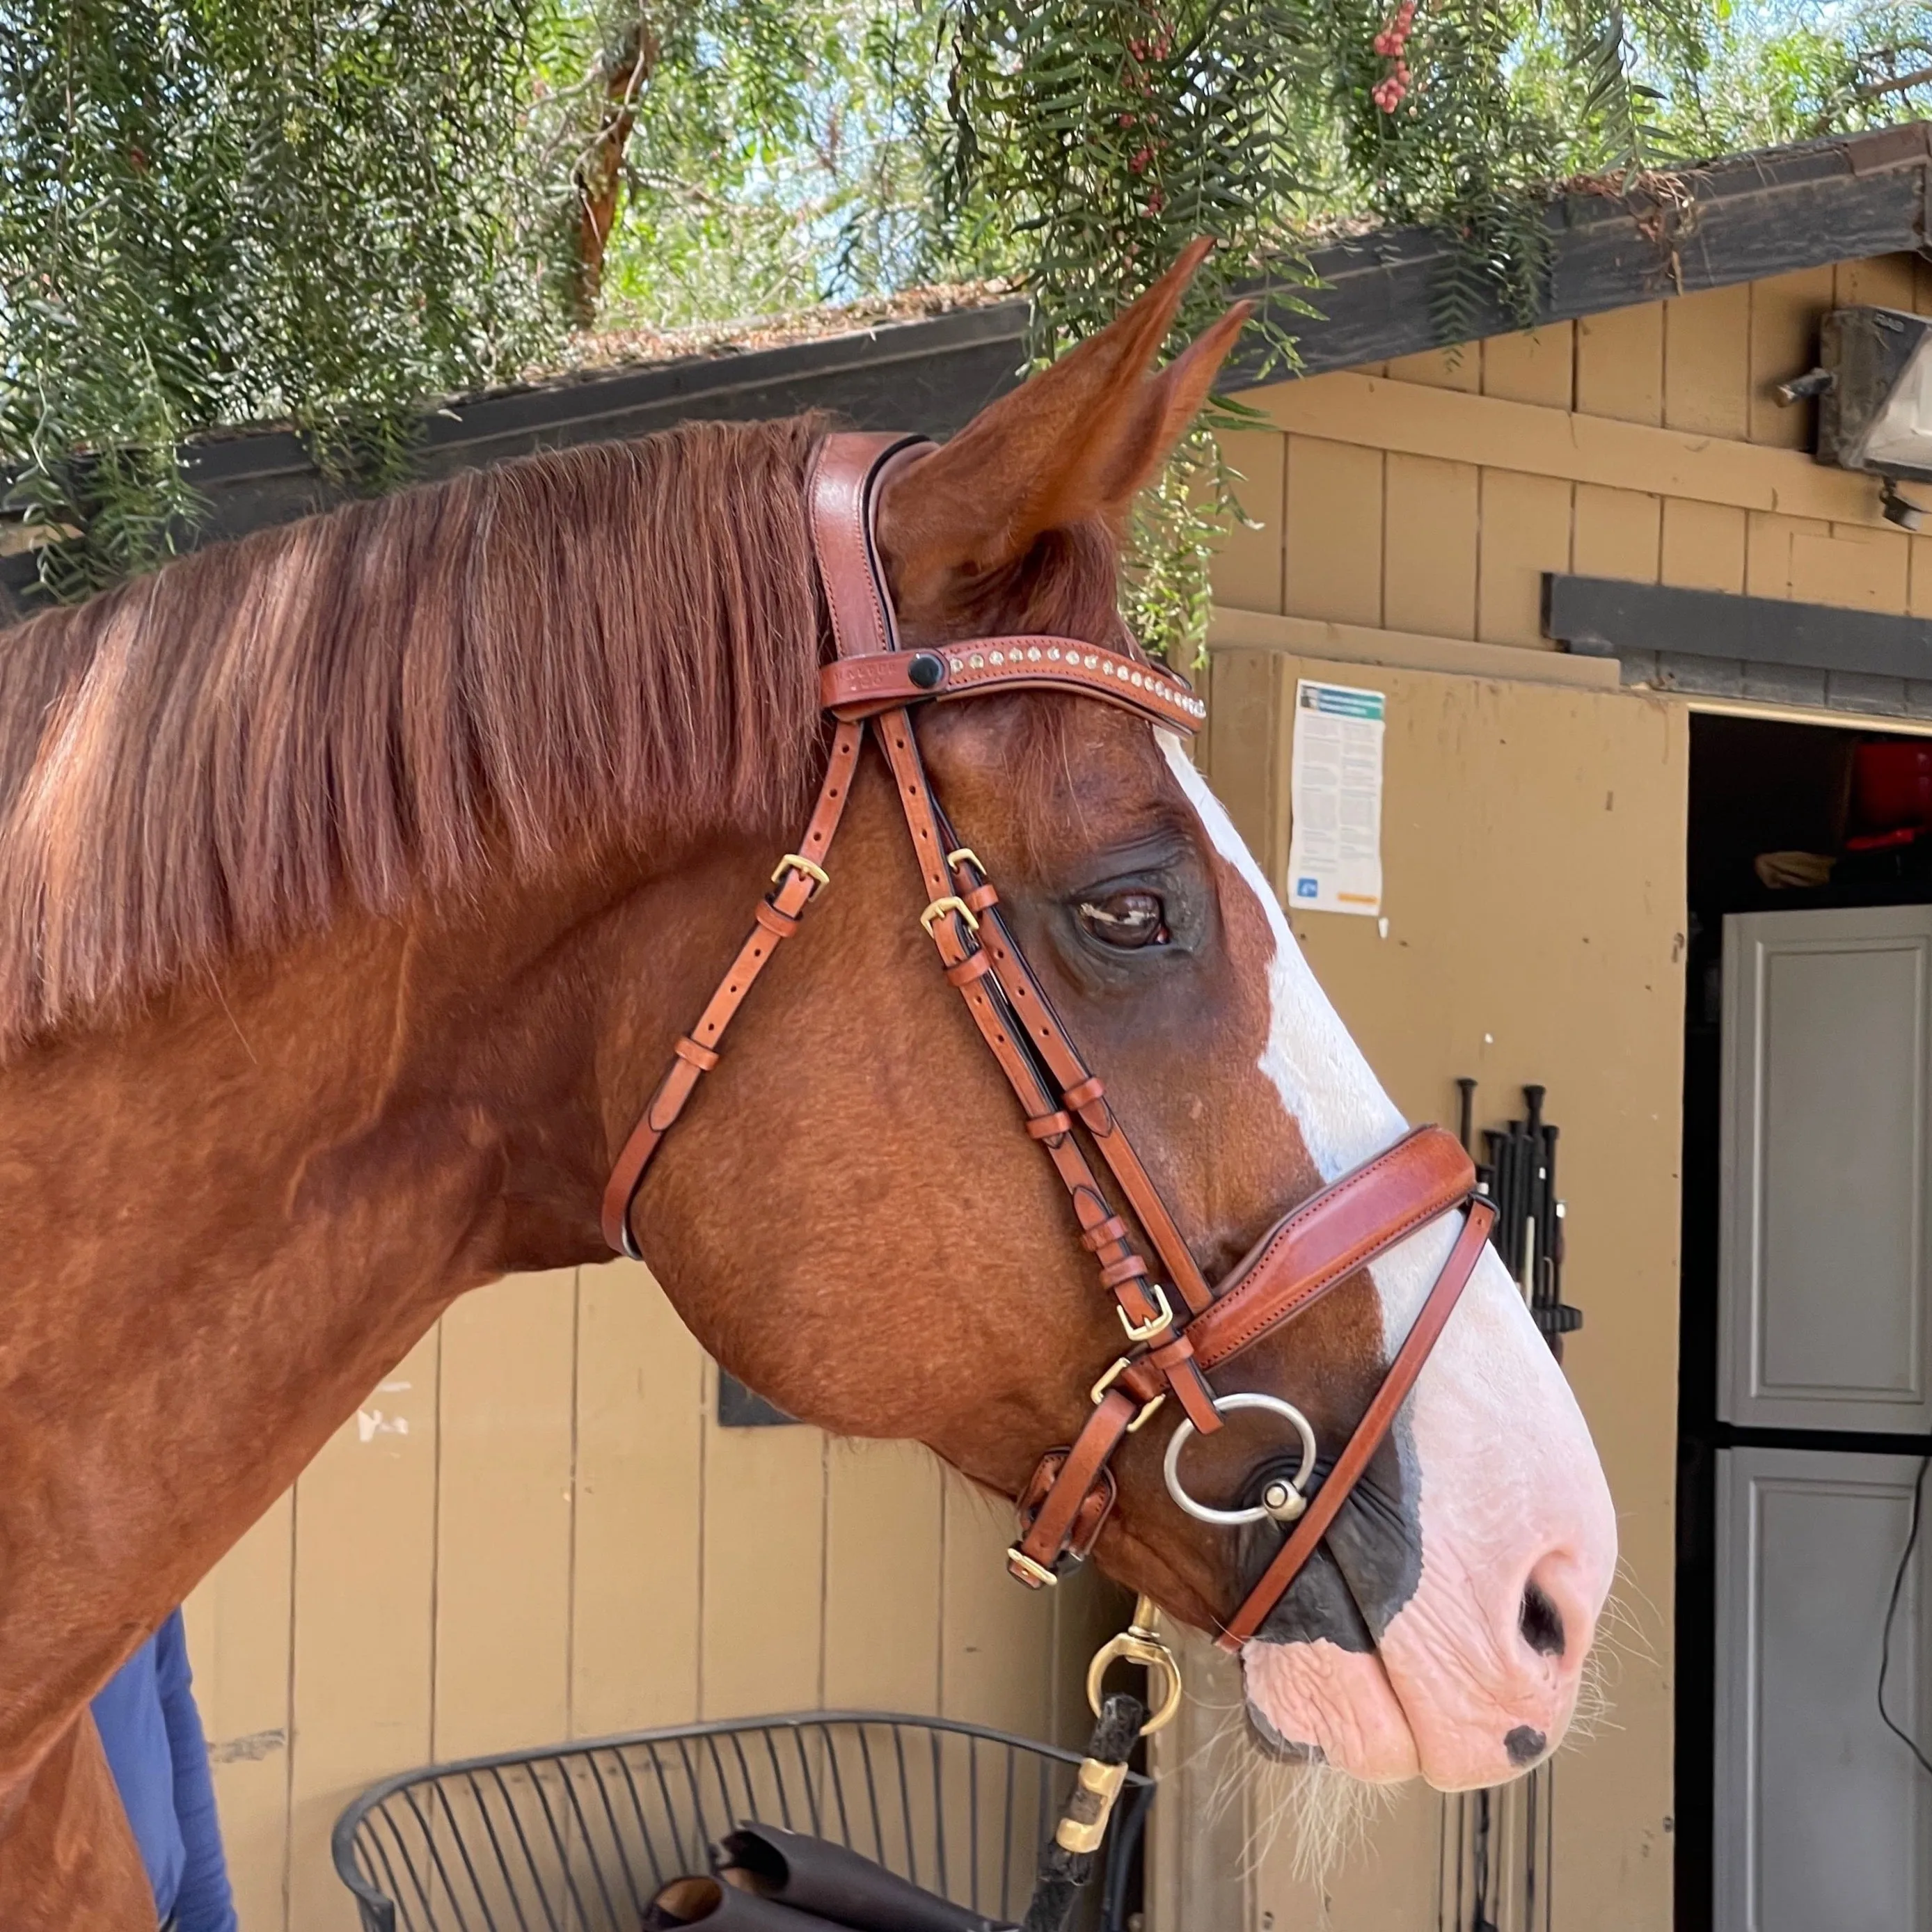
[{"xmin": 0, "ymin": 830, "xmax": 753, "ymax": 1780}]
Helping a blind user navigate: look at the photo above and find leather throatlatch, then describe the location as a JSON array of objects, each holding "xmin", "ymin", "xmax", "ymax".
[{"xmin": 601, "ymin": 431, "xmax": 1491, "ymax": 1652}]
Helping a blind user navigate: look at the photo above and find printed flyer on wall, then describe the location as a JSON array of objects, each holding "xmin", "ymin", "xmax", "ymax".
[{"xmin": 1285, "ymin": 679, "xmax": 1386, "ymax": 917}]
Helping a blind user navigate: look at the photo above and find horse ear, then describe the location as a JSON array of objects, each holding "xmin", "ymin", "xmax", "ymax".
[{"xmin": 878, "ymin": 241, "xmax": 1254, "ymax": 622}]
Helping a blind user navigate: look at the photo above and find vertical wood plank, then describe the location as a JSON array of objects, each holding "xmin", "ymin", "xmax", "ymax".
[
  {"xmin": 1743, "ymin": 512, "xmax": 1821, "ymax": 599},
  {"xmin": 1283, "ymin": 436, "xmax": 1383, "ymax": 626},
  {"xmin": 1573, "ymin": 484, "xmax": 1661, "ymax": 583},
  {"xmin": 1251, "ymin": 1781, "xmax": 1443, "ymax": 1932},
  {"xmin": 1476, "ymin": 469, "xmax": 1572, "ymax": 647},
  {"xmin": 182, "ymin": 1492, "xmax": 294, "ymax": 1932},
  {"xmin": 1576, "ymin": 303, "xmax": 1663, "ymax": 425},
  {"xmin": 1212, "ymin": 428, "xmax": 1285, "ymax": 613},
  {"xmin": 1384, "ymin": 452, "xmax": 1479, "ymax": 638},
  {"xmin": 1481, "ymin": 324, "xmax": 1574, "ymax": 409},
  {"xmin": 286, "ymin": 1329, "xmax": 439, "ymax": 1932},
  {"xmin": 571, "ymin": 1259, "xmax": 706, "ymax": 1736},
  {"xmin": 700, "ymin": 1372, "xmax": 827, "ymax": 1717},
  {"xmin": 823, "ymin": 1439, "xmax": 944, "ymax": 1711},
  {"xmin": 1047, "ymin": 1570, "xmax": 1130, "ymax": 1754},
  {"xmin": 1660, "ymin": 500, "xmax": 1747, "ymax": 592},
  {"xmin": 1748, "ymin": 267, "xmax": 1834, "ymax": 447},
  {"xmin": 1385, "ymin": 344, "xmax": 1480, "ymax": 391},
  {"xmin": 433, "ymin": 1269, "xmax": 577, "ymax": 1762},
  {"xmin": 1145, "ymin": 1629, "xmax": 1251, "ymax": 1932},
  {"xmin": 937, "ymin": 1470, "xmax": 1052, "ymax": 1739},
  {"xmin": 1200, "ymin": 649, "xmax": 1285, "ymax": 882},
  {"xmin": 1790, "ymin": 525, "xmax": 1911, "ymax": 611},
  {"xmin": 1837, "ymin": 253, "xmax": 1919, "ymax": 310},
  {"xmin": 1663, "ymin": 285, "xmax": 1752, "ymax": 438}
]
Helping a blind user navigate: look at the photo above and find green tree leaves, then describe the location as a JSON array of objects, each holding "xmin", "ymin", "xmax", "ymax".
[{"xmin": 8, "ymin": 0, "xmax": 1932, "ymax": 619}]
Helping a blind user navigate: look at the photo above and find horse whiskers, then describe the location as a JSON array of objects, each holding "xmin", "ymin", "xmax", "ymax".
[
  {"xmin": 1563, "ymin": 1641, "xmax": 1617, "ymax": 1746},
  {"xmin": 1599, "ymin": 1562, "xmax": 1665, "ymax": 1670},
  {"xmin": 1560, "ymin": 1570, "xmax": 1663, "ymax": 1750},
  {"xmin": 1246, "ymin": 1751, "xmax": 1395, "ymax": 1886},
  {"xmin": 1162, "ymin": 1691, "xmax": 1392, "ymax": 1888}
]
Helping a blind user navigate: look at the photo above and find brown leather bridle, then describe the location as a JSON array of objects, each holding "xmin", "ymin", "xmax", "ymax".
[{"xmin": 601, "ymin": 432, "xmax": 1496, "ymax": 1654}]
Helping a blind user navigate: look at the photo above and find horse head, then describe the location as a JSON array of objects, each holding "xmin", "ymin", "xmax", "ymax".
[{"xmin": 614, "ymin": 248, "xmax": 1617, "ymax": 1791}]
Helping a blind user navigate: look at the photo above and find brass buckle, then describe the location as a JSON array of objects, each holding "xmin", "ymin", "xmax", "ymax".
[
  {"xmin": 1089, "ymin": 1356, "xmax": 1166, "ymax": 1434},
  {"xmin": 1086, "ymin": 1594, "xmax": 1184, "ymax": 1736},
  {"xmin": 771, "ymin": 853, "xmax": 830, "ymax": 895},
  {"xmin": 944, "ymin": 846, "xmax": 983, "ymax": 873},
  {"xmin": 1005, "ymin": 1546, "xmax": 1060, "ymax": 1589},
  {"xmin": 1116, "ymin": 1281, "xmax": 1174, "ymax": 1345},
  {"xmin": 920, "ymin": 894, "xmax": 981, "ymax": 937}
]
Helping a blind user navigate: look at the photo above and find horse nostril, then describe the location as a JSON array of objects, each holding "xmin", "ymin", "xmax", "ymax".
[{"xmin": 1519, "ymin": 1578, "xmax": 1565, "ymax": 1658}]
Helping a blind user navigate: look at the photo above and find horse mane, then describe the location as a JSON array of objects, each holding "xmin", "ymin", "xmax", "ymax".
[
  {"xmin": 0, "ymin": 415, "xmax": 1133, "ymax": 1059},
  {"xmin": 0, "ymin": 417, "xmax": 834, "ymax": 1054}
]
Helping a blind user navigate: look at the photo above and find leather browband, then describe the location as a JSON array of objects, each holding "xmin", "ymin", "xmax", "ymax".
[{"xmin": 601, "ymin": 429, "xmax": 1489, "ymax": 1654}]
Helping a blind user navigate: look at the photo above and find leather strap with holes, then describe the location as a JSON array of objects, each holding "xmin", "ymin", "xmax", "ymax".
[
  {"xmin": 602, "ymin": 429, "xmax": 1487, "ymax": 1646},
  {"xmin": 1215, "ymin": 1198, "xmax": 1495, "ymax": 1651}
]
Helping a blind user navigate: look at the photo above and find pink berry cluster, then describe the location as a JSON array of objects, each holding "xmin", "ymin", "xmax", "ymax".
[
  {"xmin": 1370, "ymin": 0, "xmax": 1416, "ymax": 112},
  {"xmin": 1120, "ymin": 27, "xmax": 1174, "ymax": 216}
]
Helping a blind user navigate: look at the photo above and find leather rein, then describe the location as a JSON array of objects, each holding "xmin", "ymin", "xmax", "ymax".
[{"xmin": 601, "ymin": 431, "xmax": 1496, "ymax": 1654}]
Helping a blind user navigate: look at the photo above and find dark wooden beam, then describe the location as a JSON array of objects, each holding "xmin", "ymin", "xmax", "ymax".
[
  {"xmin": 1545, "ymin": 571, "xmax": 1932, "ymax": 681},
  {"xmin": 1268, "ymin": 124, "xmax": 1932, "ymax": 380}
]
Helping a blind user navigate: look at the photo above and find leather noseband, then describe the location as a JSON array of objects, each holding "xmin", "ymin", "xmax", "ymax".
[{"xmin": 601, "ymin": 432, "xmax": 1494, "ymax": 1654}]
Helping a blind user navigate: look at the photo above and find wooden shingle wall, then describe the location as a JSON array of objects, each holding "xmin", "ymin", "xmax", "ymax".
[
  {"xmin": 1216, "ymin": 252, "xmax": 1932, "ymax": 699},
  {"xmin": 183, "ymin": 1262, "xmax": 1120, "ymax": 1930}
]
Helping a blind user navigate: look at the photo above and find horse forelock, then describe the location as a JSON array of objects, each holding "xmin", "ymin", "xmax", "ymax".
[{"xmin": 0, "ymin": 416, "xmax": 853, "ymax": 1055}]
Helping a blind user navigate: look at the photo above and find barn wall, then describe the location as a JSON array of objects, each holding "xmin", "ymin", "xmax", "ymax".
[
  {"xmin": 1181, "ymin": 252, "xmax": 1932, "ymax": 1929},
  {"xmin": 1215, "ymin": 253, "xmax": 1932, "ymax": 658},
  {"xmin": 1188, "ymin": 654, "xmax": 1686, "ymax": 1932},
  {"xmin": 182, "ymin": 1263, "xmax": 1122, "ymax": 1931}
]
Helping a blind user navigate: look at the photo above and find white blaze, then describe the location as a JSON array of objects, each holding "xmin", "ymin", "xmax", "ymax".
[{"xmin": 1159, "ymin": 734, "xmax": 1617, "ymax": 1789}]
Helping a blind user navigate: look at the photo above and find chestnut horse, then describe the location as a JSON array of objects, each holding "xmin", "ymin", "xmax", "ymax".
[{"xmin": 0, "ymin": 252, "xmax": 1615, "ymax": 1928}]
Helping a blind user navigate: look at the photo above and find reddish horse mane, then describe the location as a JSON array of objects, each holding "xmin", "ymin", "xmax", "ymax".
[
  {"xmin": 0, "ymin": 412, "xmax": 1130, "ymax": 1061},
  {"xmin": 0, "ymin": 418, "xmax": 842, "ymax": 1055}
]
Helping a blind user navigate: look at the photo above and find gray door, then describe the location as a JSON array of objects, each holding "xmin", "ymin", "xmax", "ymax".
[
  {"xmin": 1713, "ymin": 1446, "xmax": 1930, "ymax": 1932},
  {"xmin": 1720, "ymin": 905, "xmax": 1932, "ymax": 1434}
]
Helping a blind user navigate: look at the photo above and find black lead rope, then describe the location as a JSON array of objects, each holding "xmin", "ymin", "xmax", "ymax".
[{"xmin": 1021, "ymin": 1693, "xmax": 1147, "ymax": 1932}]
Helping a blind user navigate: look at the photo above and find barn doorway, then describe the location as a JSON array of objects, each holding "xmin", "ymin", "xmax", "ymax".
[{"xmin": 1677, "ymin": 711, "xmax": 1932, "ymax": 1932}]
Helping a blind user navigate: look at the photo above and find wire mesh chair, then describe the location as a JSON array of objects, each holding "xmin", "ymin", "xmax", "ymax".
[{"xmin": 333, "ymin": 1710, "xmax": 1153, "ymax": 1932}]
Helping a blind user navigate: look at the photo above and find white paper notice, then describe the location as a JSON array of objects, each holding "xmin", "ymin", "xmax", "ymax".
[{"xmin": 1285, "ymin": 679, "xmax": 1385, "ymax": 917}]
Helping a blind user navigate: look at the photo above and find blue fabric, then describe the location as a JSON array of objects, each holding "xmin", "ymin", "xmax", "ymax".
[{"xmin": 92, "ymin": 1609, "xmax": 238, "ymax": 1932}]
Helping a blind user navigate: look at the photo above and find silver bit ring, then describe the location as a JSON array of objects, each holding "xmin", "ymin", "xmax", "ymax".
[{"xmin": 1162, "ymin": 1391, "xmax": 1319, "ymax": 1526}]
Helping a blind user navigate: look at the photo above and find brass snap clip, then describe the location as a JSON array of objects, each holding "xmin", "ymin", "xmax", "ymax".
[{"xmin": 1086, "ymin": 1594, "xmax": 1183, "ymax": 1737}]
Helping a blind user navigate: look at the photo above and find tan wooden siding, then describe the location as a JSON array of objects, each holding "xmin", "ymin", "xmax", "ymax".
[
  {"xmin": 1217, "ymin": 253, "xmax": 1932, "ymax": 647},
  {"xmin": 184, "ymin": 1262, "xmax": 1121, "ymax": 1930},
  {"xmin": 1196, "ymin": 649, "xmax": 1687, "ymax": 1932}
]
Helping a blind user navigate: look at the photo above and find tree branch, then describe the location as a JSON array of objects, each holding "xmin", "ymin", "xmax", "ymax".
[
  {"xmin": 569, "ymin": 14, "xmax": 659, "ymax": 326},
  {"xmin": 1810, "ymin": 59, "xmax": 1932, "ymax": 136}
]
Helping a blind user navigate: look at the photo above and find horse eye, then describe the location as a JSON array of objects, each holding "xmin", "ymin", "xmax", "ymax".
[{"xmin": 1077, "ymin": 890, "xmax": 1169, "ymax": 949}]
